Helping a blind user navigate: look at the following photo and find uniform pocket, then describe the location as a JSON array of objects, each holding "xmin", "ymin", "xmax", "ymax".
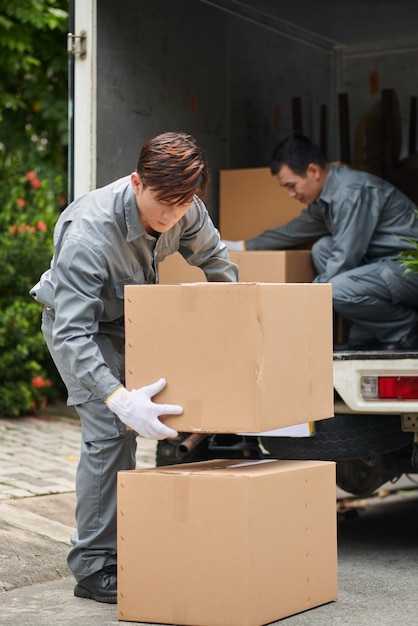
[{"xmin": 114, "ymin": 266, "xmax": 146, "ymax": 299}]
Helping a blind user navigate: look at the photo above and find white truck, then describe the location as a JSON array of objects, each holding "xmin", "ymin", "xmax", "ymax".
[{"xmin": 70, "ymin": 0, "xmax": 418, "ymax": 495}]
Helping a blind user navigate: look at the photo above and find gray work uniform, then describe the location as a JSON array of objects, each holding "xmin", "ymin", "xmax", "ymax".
[
  {"xmin": 246, "ymin": 165, "xmax": 418, "ymax": 344},
  {"xmin": 30, "ymin": 175, "xmax": 238, "ymax": 581}
]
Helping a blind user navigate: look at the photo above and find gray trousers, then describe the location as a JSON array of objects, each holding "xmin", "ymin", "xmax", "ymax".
[
  {"xmin": 41, "ymin": 308, "xmax": 136, "ymax": 582},
  {"xmin": 311, "ymin": 236, "xmax": 418, "ymax": 343}
]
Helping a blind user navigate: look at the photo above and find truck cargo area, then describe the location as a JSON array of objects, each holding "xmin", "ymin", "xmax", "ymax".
[{"xmin": 70, "ymin": 0, "xmax": 418, "ymax": 497}]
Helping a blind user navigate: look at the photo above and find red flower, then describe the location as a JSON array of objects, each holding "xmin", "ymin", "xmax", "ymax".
[
  {"xmin": 32, "ymin": 376, "xmax": 46, "ymax": 389},
  {"xmin": 16, "ymin": 198, "xmax": 26, "ymax": 207},
  {"xmin": 37, "ymin": 221, "xmax": 47, "ymax": 231},
  {"xmin": 26, "ymin": 171, "xmax": 41, "ymax": 189}
]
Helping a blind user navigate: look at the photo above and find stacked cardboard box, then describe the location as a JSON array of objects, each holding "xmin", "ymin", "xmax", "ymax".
[
  {"xmin": 124, "ymin": 282, "xmax": 333, "ymax": 434},
  {"xmin": 119, "ymin": 174, "xmax": 338, "ymax": 623},
  {"xmin": 158, "ymin": 249, "xmax": 316, "ymax": 284},
  {"xmin": 118, "ymin": 458, "xmax": 338, "ymax": 625},
  {"xmin": 159, "ymin": 167, "xmax": 314, "ymax": 286},
  {"xmin": 219, "ymin": 166, "xmax": 306, "ymax": 241},
  {"xmin": 120, "ymin": 283, "xmax": 336, "ymax": 623},
  {"xmin": 217, "ymin": 166, "xmax": 347, "ymax": 343}
]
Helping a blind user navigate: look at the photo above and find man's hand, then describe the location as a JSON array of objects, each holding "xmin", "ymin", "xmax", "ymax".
[
  {"xmin": 106, "ymin": 378, "xmax": 182, "ymax": 440},
  {"xmin": 222, "ymin": 239, "xmax": 245, "ymax": 251}
]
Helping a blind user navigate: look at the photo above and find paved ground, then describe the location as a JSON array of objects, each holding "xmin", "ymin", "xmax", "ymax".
[
  {"xmin": 1, "ymin": 408, "xmax": 418, "ymax": 625},
  {"xmin": 0, "ymin": 407, "xmax": 157, "ymax": 595}
]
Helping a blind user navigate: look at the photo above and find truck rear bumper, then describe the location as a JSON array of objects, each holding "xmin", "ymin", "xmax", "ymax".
[{"xmin": 333, "ymin": 351, "xmax": 418, "ymax": 414}]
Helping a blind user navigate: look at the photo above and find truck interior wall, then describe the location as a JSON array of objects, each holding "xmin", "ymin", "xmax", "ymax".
[
  {"xmin": 93, "ymin": 0, "xmax": 418, "ymax": 223},
  {"xmin": 97, "ymin": 0, "xmax": 228, "ymax": 219},
  {"xmin": 96, "ymin": 0, "xmax": 334, "ymax": 224},
  {"xmin": 227, "ymin": 20, "xmax": 334, "ymax": 169},
  {"xmin": 341, "ymin": 39, "xmax": 418, "ymax": 164}
]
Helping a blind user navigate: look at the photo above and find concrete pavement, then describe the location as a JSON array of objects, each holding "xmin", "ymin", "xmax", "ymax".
[
  {"xmin": 0, "ymin": 409, "xmax": 158, "ymax": 625},
  {"xmin": 1, "ymin": 410, "xmax": 418, "ymax": 625}
]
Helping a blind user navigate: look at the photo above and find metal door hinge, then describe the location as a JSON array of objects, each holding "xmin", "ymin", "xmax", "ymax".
[{"xmin": 67, "ymin": 31, "xmax": 87, "ymax": 59}]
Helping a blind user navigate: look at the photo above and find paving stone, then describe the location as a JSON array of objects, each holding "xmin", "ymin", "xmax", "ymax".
[{"xmin": 0, "ymin": 415, "xmax": 157, "ymax": 500}]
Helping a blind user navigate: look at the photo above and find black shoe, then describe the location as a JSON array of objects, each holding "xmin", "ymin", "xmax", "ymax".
[{"xmin": 74, "ymin": 564, "xmax": 117, "ymax": 604}]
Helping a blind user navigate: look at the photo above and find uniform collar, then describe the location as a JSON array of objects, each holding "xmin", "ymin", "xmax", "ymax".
[
  {"xmin": 123, "ymin": 183, "xmax": 147, "ymax": 242},
  {"xmin": 316, "ymin": 164, "xmax": 339, "ymax": 207}
]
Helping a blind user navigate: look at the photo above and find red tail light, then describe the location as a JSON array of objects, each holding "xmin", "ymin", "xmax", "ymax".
[{"xmin": 378, "ymin": 376, "xmax": 418, "ymax": 400}]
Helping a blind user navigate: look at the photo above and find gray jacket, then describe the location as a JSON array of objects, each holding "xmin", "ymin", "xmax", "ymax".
[
  {"xmin": 245, "ymin": 164, "xmax": 418, "ymax": 283},
  {"xmin": 30, "ymin": 176, "xmax": 238, "ymax": 402}
]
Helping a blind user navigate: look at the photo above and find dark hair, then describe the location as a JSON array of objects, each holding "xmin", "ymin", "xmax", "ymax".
[
  {"xmin": 270, "ymin": 132, "xmax": 327, "ymax": 176},
  {"xmin": 136, "ymin": 132, "xmax": 210, "ymax": 204}
]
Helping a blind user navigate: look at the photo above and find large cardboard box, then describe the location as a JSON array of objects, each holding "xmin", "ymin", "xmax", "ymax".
[
  {"xmin": 158, "ymin": 250, "xmax": 316, "ymax": 284},
  {"xmin": 230, "ymin": 250, "xmax": 316, "ymax": 283},
  {"xmin": 158, "ymin": 251, "xmax": 204, "ymax": 283},
  {"xmin": 219, "ymin": 167, "xmax": 306, "ymax": 240},
  {"xmin": 125, "ymin": 282, "xmax": 333, "ymax": 433},
  {"xmin": 117, "ymin": 458, "xmax": 338, "ymax": 626}
]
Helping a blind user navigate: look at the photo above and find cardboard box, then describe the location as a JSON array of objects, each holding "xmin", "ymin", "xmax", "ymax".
[
  {"xmin": 219, "ymin": 167, "xmax": 306, "ymax": 240},
  {"xmin": 158, "ymin": 251, "xmax": 205, "ymax": 284},
  {"xmin": 158, "ymin": 250, "xmax": 316, "ymax": 284},
  {"xmin": 117, "ymin": 458, "xmax": 338, "ymax": 626},
  {"xmin": 125, "ymin": 282, "xmax": 333, "ymax": 433},
  {"xmin": 230, "ymin": 250, "xmax": 316, "ymax": 283}
]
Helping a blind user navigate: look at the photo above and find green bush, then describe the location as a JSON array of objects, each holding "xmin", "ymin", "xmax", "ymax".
[{"xmin": 0, "ymin": 145, "xmax": 66, "ymax": 416}]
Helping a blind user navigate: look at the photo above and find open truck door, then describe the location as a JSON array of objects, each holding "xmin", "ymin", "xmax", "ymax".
[{"xmin": 67, "ymin": 0, "xmax": 97, "ymax": 201}]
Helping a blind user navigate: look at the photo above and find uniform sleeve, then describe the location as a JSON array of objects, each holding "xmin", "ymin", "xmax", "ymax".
[
  {"xmin": 52, "ymin": 237, "xmax": 122, "ymax": 401},
  {"xmin": 179, "ymin": 197, "xmax": 238, "ymax": 282},
  {"xmin": 314, "ymin": 187, "xmax": 380, "ymax": 283},
  {"xmin": 245, "ymin": 204, "xmax": 328, "ymax": 250}
]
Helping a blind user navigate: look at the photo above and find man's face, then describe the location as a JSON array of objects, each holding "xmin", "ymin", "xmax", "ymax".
[
  {"xmin": 276, "ymin": 164, "xmax": 324, "ymax": 205},
  {"xmin": 131, "ymin": 173, "xmax": 192, "ymax": 235}
]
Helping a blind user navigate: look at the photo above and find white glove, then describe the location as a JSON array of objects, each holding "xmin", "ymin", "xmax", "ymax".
[
  {"xmin": 106, "ymin": 378, "xmax": 182, "ymax": 440},
  {"xmin": 222, "ymin": 239, "xmax": 245, "ymax": 252}
]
